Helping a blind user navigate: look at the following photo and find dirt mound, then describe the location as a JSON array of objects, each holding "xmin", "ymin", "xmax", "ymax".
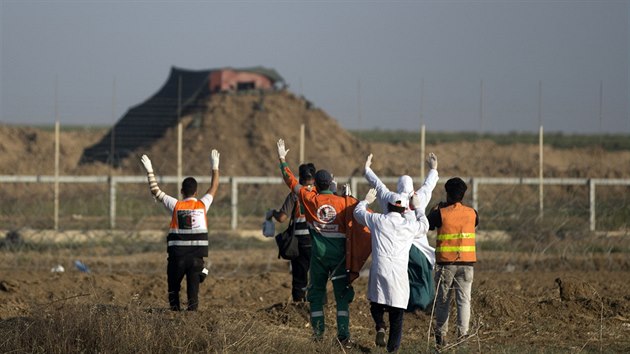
[
  {"xmin": 114, "ymin": 91, "xmax": 369, "ymax": 177},
  {"xmin": 0, "ymin": 125, "xmax": 105, "ymax": 175},
  {"xmin": 2, "ymin": 90, "xmax": 630, "ymax": 179}
]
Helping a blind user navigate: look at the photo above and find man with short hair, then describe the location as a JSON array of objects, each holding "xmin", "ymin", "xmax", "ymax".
[
  {"xmin": 140, "ymin": 150, "xmax": 220, "ymax": 311},
  {"xmin": 428, "ymin": 177, "xmax": 479, "ymax": 347},
  {"xmin": 276, "ymin": 139, "xmax": 354, "ymax": 347},
  {"xmin": 267, "ymin": 163, "xmax": 316, "ymax": 302}
]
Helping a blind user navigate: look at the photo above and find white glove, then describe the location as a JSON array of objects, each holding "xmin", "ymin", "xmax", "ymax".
[
  {"xmin": 427, "ymin": 152, "xmax": 438, "ymax": 170},
  {"xmin": 210, "ymin": 149, "xmax": 220, "ymax": 170},
  {"xmin": 410, "ymin": 192, "xmax": 421, "ymax": 210},
  {"xmin": 365, "ymin": 153, "xmax": 373, "ymax": 171},
  {"xmin": 140, "ymin": 155, "xmax": 153, "ymax": 173},
  {"xmin": 342, "ymin": 183, "xmax": 352, "ymax": 197},
  {"xmin": 364, "ymin": 188, "xmax": 377, "ymax": 204},
  {"xmin": 277, "ymin": 139, "xmax": 289, "ymax": 159}
]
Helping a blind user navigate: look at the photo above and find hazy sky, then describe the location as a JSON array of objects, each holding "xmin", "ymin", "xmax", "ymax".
[{"xmin": 1, "ymin": 0, "xmax": 628, "ymax": 133}]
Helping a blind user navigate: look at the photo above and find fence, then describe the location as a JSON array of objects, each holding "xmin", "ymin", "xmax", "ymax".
[{"xmin": 1, "ymin": 175, "xmax": 629, "ymax": 232}]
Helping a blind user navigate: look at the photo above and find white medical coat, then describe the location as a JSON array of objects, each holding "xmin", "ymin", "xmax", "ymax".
[
  {"xmin": 354, "ymin": 201, "xmax": 429, "ymax": 309},
  {"xmin": 364, "ymin": 167, "xmax": 439, "ymax": 267}
]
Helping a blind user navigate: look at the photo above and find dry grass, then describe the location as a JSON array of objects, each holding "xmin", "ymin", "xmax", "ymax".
[{"xmin": 0, "ymin": 301, "xmax": 336, "ymax": 354}]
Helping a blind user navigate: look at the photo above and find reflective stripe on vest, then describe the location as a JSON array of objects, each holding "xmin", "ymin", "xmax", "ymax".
[
  {"xmin": 436, "ymin": 203, "xmax": 477, "ymax": 263},
  {"xmin": 294, "ymin": 215, "xmax": 309, "ymax": 236},
  {"xmin": 167, "ymin": 240, "xmax": 209, "ymax": 247}
]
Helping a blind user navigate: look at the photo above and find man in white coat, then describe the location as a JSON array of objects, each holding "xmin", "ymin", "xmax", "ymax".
[
  {"xmin": 354, "ymin": 188, "xmax": 429, "ymax": 352},
  {"xmin": 364, "ymin": 152, "xmax": 439, "ymax": 311}
]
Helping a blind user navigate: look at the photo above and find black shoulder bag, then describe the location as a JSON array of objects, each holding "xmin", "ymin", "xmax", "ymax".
[{"xmin": 275, "ymin": 202, "xmax": 300, "ymax": 260}]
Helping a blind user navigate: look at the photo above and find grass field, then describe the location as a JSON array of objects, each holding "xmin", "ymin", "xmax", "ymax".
[{"xmin": 350, "ymin": 129, "xmax": 630, "ymax": 151}]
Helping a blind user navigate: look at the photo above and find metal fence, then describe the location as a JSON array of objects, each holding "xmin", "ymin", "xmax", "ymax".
[{"xmin": 1, "ymin": 175, "xmax": 629, "ymax": 232}]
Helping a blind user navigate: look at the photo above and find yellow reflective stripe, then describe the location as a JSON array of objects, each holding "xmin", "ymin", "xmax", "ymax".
[
  {"xmin": 437, "ymin": 233, "xmax": 475, "ymax": 241},
  {"xmin": 436, "ymin": 246, "xmax": 476, "ymax": 252}
]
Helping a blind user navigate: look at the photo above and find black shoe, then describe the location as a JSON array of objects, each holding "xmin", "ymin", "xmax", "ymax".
[
  {"xmin": 338, "ymin": 337, "xmax": 354, "ymax": 349},
  {"xmin": 199, "ymin": 268, "xmax": 208, "ymax": 283},
  {"xmin": 435, "ymin": 334, "xmax": 447, "ymax": 348},
  {"xmin": 375, "ymin": 328, "xmax": 386, "ymax": 347}
]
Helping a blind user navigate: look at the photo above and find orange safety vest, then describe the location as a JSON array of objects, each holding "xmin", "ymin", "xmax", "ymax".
[
  {"xmin": 290, "ymin": 195, "xmax": 310, "ymax": 236},
  {"xmin": 436, "ymin": 203, "xmax": 477, "ymax": 264},
  {"xmin": 167, "ymin": 199, "xmax": 209, "ymax": 258}
]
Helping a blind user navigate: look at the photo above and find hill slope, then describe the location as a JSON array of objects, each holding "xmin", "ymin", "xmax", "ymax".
[{"xmin": 1, "ymin": 90, "xmax": 630, "ymax": 179}]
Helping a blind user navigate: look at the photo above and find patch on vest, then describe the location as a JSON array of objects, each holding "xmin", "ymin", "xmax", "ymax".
[
  {"xmin": 316, "ymin": 204, "xmax": 337, "ymax": 223},
  {"xmin": 177, "ymin": 209, "xmax": 204, "ymax": 229}
]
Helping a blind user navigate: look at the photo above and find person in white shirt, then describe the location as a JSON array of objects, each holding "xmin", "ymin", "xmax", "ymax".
[
  {"xmin": 354, "ymin": 187, "xmax": 429, "ymax": 352},
  {"xmin": 140, "ymin": 150, "xmax": 219, "ymax": 311}
]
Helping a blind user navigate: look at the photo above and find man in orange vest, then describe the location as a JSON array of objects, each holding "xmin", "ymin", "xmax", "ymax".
[
  {"xmin": 140, "ymin": 150, "xmax": 220, "ymax": 311},
  {"xmin": 427, "ymin": 177, "xmax": 478, "ymax": 348}
]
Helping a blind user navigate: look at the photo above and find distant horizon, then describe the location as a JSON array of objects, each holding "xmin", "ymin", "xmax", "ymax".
[{"xmin": 4, "ymin": 121, "xmax": 629, "ymax": 137}]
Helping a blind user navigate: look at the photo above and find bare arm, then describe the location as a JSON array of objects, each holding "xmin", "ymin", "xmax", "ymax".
[
  {"xmin": 273, "ymin": 210, "xmax": 288, "ymax": 223},
  {"xmin": 204, "ymin": 169, "xmax": 219, "ymax": 197}
]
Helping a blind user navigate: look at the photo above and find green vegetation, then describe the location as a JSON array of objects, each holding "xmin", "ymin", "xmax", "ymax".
[
  {"xmin": 21, "ymin": 124, "xmax": 109, "ymax": 132},
  {"xmin": 350, "ymin": 129, "xmax": 630, "ymax": 151}
]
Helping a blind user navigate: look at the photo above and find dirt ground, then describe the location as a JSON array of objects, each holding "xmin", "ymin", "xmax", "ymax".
[
  {"xmin": 1, "ymin": 93, "xmax": 629, "ymax": 352},
  {"xmin": 1, "ymin": 234, "xmax": 629, "ymax": 353}
]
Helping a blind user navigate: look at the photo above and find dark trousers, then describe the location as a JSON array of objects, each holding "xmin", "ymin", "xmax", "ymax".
[
  {"xmin": 290, "ymin": 235, "xmax": 311, "ymax": 301},
  {"xmin": 370, "ymin": 302, "xmax": 405, "ymax": 352},
  {"xmin": 167, "ymin": 256, "xmax": 204, "ymax": 311}
]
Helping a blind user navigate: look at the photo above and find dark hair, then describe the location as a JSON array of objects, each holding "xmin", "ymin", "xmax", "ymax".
[
  {"xmin": 445, "ymin": 177, "xmax": 467, "ymax": 203},
  {"xmin": 314, "ymin": 169, "xmax": 333, "ymax": 191},
  {"xmin": 315, "ymin": 181, "xmax": 330, "ymax": 192},
  {"xmin": 387, "ymin": 203, "xmax": 406, "ymax": 214},
  {"xmin": 181, "ymin": 177, "xmax": 198, "ymax": 197},
  {"xmin": 299, "ymin": 163, "xmax": 316, "ymax": 184}
]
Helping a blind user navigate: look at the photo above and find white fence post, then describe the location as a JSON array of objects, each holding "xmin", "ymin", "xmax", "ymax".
[
  {"xmin": 110, "ymin": 177, "xmax": 117, "ymax": 229},
  {"xmin": 471, "ymin": 178, "xmax": 478, "ymax": 212},
  {"xmin": 589, "ymin": 179, "xmax": 596, "ymax": 232},
  {"xmin": 231, "ymin": 177, "xmax": 238, "ymax": 230},
  {"xmin": 350, "ymin": 176, "xmax": 358, "ymax": 198}
]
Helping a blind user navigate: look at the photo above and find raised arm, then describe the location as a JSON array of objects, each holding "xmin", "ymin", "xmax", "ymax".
[
  {"xmin": 277, "ymin": 139, "xmax": 301, "ymax": 194},
  {"xmin": 410, "ymin": 192, "xmax": 430, "ymax": 234},
  {"xmin": 364, "ymin": 153, "xmax": 394, "ymax": 204},
  {"xmin": 414, "ymin": 152, "xmax": 439, "ymax": 212},
  {"xmin": 141, "ymin": 154, "xmax": 166, "ymax": 201},
  {"xmin": 203, "ymin": 149, "xmax": 220, "ymax": 197},
  {"xmin": 353, "ymin": 188, "xmax": 378, "ymax": 228}
]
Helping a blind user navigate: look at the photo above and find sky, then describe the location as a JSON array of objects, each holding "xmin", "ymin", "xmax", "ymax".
[{"xmin": 1, "ymin": 0, "xmax": 628, "ymax": 134}]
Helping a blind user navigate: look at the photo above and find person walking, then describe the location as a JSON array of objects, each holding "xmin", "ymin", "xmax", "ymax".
[
  {"xmin": 267, "ymin": 163, "xmax": 317, "ymax": 302},
  {"xmin": 140, "ymin": 150, "xmax": 220, "ymax": 311},
  {"xmin": 364, "ymin": 152, "xmax": 439, "ymax": 312},
  {"xmin": 427, "ymin": 177, "xmax": 479, "ymax": 347},
  {"xmin": 276, "ymin": 139, "xmax": 354, "ymax": 347},
  {"xmin": 353, "ymin": 188, "xmax": 429, "ymax": 352}
]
